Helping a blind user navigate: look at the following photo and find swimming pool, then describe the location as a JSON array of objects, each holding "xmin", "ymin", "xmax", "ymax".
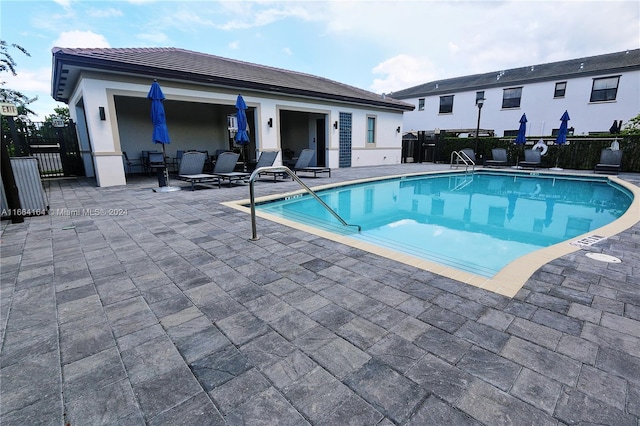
[{"xmin": 229, "ymin": 170, "xmax": 639, "ymax": 296}]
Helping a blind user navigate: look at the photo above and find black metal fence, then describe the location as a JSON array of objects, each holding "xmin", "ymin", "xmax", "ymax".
[
  {"xmin": 438, "ymin": 135, "xmax": 640, "ymax": 172},
  {"xmin": 3, "ymin": 121, "xmax": 84, "ymax": 178}
]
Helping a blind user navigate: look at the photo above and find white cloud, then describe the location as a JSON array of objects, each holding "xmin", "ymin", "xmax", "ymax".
[
  {"xmin": 283, "ymin": 47, "xmax": 293, "ymax": 56},
  {"xmin": 4, "ymin": 67, "xmax": 61, "ymax": 118},
  {"xmin": 322, "ymin": 1, "xmax": 639, "ymax": 84},
  {"xmin": 166, "ymin": 9, "xmax": 217, "ymax": 29},
  {"xmin": 52, "ymin": 30, "xmax": 110, "ymax": 48},
  {"xmin": 136, "ymin": 31, "xmax": 169, "ymax": 44},
  {"xmin": 370, "ymin": 54, "xmax": 438, "ymax": 94},
  {"xmin": 52, "ymin": 0, "xmax": 71, "ymax": 9},
  {"xmin": 5, "ymin": 67, "xmax": 51, "ymax": 94},
  {"xmin": 87, "ymin": 7, "xmax": 123, "ymax": 18},
  {"xmin": 216, "ymin": 3, "xmax": 320, "ymax": 31},
  {"xmin": 229, "ymin": 41, "xmax": 240, "ymax": 50}
]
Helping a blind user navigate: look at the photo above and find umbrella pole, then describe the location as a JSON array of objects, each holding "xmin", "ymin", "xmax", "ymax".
[
  {"xmin": 162, "ymin": 144, "xmax": 170, "ymax": 186},
  {"xmin": 152, "ymin": 144, "xmax": 181, "ymax": 192}
]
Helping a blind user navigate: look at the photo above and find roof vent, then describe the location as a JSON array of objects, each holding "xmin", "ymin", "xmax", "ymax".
[
  {"xmin": 530, "ymin": 66, "xmax": 534, "ymax": 71},
  {"xmin": 580, "ymin": 62, "xmax": 584, "ymax": 69},
  {"xmin": 435, "ymin": 83, "xmax": 438, "ymax": 89},
  {"xmin": 381, "ymin": 93, "xmax": 386, "ymax": 99}
]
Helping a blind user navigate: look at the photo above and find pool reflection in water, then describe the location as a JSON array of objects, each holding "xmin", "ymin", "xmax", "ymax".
[{"xmin": 256, "ymin": 172, "xmax": 633, "ymax": 278}]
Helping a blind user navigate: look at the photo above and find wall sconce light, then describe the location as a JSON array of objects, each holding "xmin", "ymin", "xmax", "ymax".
[
  {"xmin": 396, "ymin": 126, "xmax": 401, "ymax": 133},
  {"xmin": 267, "ymin": 118, "xmax": 273, "ymax": 128},
  {"xmin": 99, "ymin": 106, "xmax": 106, "ymax": 121},
  {"xmin": 333, "ymin": 121, "xmax": 338, "ymax": 130}
]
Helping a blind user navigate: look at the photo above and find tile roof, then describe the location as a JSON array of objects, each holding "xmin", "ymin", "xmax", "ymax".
[
  {"xmin": 390, "ymin": 49, "xmax": 640, "ymax": 99},
  {"xmin": 51, "ymin": 47, "xmax": 413, "ymax": 111}
]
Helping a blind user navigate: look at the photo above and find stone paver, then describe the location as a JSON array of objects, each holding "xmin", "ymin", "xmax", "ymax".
[{"xmin": 1, "ymin": 165, "xmax": 639, "ymax": 425}]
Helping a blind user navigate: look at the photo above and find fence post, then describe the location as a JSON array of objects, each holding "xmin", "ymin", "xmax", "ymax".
[{"xmin": 1, "ymin": 136, "xmax": 24, "ymax": 223}]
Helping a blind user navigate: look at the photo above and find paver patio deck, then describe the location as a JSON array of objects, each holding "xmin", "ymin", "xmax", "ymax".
[{"xmin": 1, "ymin": 163, "xmax": 639, "ymax": 425}]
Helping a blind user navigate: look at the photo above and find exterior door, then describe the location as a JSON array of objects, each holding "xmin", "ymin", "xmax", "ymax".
[{"xmin": 316, "ymin": 118, "xmax": 326, "ymax": 166}]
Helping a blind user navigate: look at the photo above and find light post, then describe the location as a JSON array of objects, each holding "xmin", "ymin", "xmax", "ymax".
[{"xmin": 475, "ymin": 98, "xmax": 485, "ymax": 157}]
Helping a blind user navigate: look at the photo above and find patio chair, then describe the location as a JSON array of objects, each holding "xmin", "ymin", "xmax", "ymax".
[
  {"xmin": 518, "ymin": 149, "xmax": 541, "ymax": 169},
  {"xmin": 485, "ymin": 148, "xmax": 508, "ymax": 167},
  {"xmin": 177, "ymin": 151, "xmax": 214, "ymax": 190},
  {"xmin": 170, "ymin": 150, "xmax": 184, "ymax": 172},
  {"xmin": 210, "ymin": 151, "xmax": 250, "ymax": 188},
  {"xmin": 293, "ymin": 149, "xmax": 331, "ymax": 178},
  {"xmin": 141, "ymin": 150, "xmax": 161, "ymax": 174},
  {"xmin": 148, "ymin": 152, "xmax": 165, "ymax": 169},
  {"xmin": 594, "ymin": 149, "xmax": 622, "ymax": 174},
  {"xmin": 254, "ymin": 151, "xmax": 284, "ymax": 181},
  {"xmin": 122, "ymin": 151, "xmax": 142, "ymax": 174}
]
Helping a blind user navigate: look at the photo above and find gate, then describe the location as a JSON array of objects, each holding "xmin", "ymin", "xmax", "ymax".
[{"xmin": 10, "ymin": 121, "xmax": 85, "ymax": 178}]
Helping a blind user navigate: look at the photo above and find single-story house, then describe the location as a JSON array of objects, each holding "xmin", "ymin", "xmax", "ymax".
[
  {"xmin": 390, "ymin": 49, "xmax": 640, "ymax": 138},
  {"xmin": 51, "ymin": 47, "xmax": 414, "ymax": 187}
]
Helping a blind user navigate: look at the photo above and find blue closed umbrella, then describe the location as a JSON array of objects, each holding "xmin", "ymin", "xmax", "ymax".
[
  {"xmin": 147, "ymin": 80, "xmax": 179, "ymax": 191},
  {"xmin": 148, "ymin": 80, "xmax": 170, "ymax": 145},
  {"xmin": 515, "ymin": 113, "xmax": 527, "ymax": 144},
  {"xmin": 235, "ymin": 94, "xmax": 250, "ymax": 169},
  {"xmin": 235, "ymin": 94, "xmax": 249, "ymax": 145},
  {"xmin": 555, "ymin": 110, "xmax": 570, "ymax": 145}
]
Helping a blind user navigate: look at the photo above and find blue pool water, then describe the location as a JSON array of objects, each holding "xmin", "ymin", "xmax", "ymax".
[{"xmin": 255, "ymin": 172, "xmax": 633, "ymax": 277}]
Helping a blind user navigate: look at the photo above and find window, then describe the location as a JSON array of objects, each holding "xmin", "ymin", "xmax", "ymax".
[
  {"xmin": 590, "ymin": 76, "xmax": 619, "ymax": 102},
  {"xmin": 554, "ymin": 82, "xmax": 566, "ymax": 98},
  {"xmin": 366, "ymin": 116, "xmax": 376, "ymax": 145},
  {"xmin": 476, "ymin": 91, "xmax": 485, "ymax": 104},
  {"xmin": 418, "ymin": 98, "xmax": 425, "ymax": 111},
  {"xmin": 439, "ymin": 95, "xmax": 453, "ymax": 114},
  {"xmin": 502, "ymin": 87, "xmax": 522, "ymax": 108}
]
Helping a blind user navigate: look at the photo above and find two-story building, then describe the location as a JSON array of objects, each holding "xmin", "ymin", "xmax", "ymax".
[{"xmin": 390, "ymin": 49, "xmax": 640, "ymax": 139}]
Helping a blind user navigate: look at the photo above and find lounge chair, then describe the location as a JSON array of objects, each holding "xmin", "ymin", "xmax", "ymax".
[
  {"xmin": 518, "ymin": 149, "xmax": 541, "ymax": 169},
  {"xmin": 210, "ymin": 152, "xmax": 250, "ymax": 188},
  {"xmin": 253, "ymin": 151, "xmax": 283, "ymax": 181},
  {"xmin": 594, "ymin": 149, "xmax": 622, "ymax": 174},
  {"xmin": 293, "ymin": 149, "xmax": 331, "ymax": 178},
  {"xmin": 461, "ymin": 148, "xmax": 476, "ymax": 163},
  {"xmin": 177, "ymin": 151, "xmax": 213, "ymax": 190},
  {"xmin": 485, "ymin": 148, "xmax": 508, "ymax": 167}
]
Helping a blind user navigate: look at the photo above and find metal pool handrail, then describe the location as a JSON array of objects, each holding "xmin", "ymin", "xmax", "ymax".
[
  {"xmin": 248, "ymin": 166, "xmax": 361, "ymax": 240},
  {"xmin": 450, "ymin": 150, "xmax": 475, "ymax": 172}
]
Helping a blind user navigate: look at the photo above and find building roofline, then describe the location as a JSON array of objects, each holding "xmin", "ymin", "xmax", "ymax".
[
  {"xmin": 51, "ymin": 47, "xmax": 414, "ymax": 111},
  {"xmin": 390, "ymin": 49, "xmax": 640, "ymax": 99}
]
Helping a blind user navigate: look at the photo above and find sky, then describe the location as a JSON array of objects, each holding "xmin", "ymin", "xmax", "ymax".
[{"xmin": 2, "ymin": 0, "xmax": 639, "ymax": 120}]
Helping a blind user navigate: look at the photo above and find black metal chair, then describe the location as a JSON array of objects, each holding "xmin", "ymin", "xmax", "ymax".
[{"xmin": 122, "ymin": 151, "xmax": 142, "ymax": 174}]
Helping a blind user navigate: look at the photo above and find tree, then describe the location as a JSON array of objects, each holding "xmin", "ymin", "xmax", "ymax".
[
  {"xmin": 44, "ymin": 106, "xmax": 71, "ymax": 124},
  {"xmin": 620, "ymin": 113, "xmax": 640, "ymax": 136},
  {"xmin": 1, "ymin": 40, "xmax": 37, "ymax": 119}
]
